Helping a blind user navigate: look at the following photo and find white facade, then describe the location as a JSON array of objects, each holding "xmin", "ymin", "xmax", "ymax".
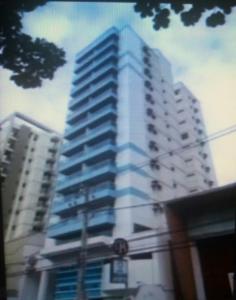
[
  {"xmin": 31, "ymin": 26, "xmax": 216, "ymax": 300},
  {"xmin": 0, "ymin": 112, "xmax": 62, "ymax": 241}
]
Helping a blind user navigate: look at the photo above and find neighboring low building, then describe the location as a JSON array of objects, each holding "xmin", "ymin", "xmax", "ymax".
[
  {"xmin": 0, "ymin": 112, "xmax": 62, "ymax": 299},
  {"xmin": 165, "ymin": 182, "xmax": 235, "ymax": 300}
]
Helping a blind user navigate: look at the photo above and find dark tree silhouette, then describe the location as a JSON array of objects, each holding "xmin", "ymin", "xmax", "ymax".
[
  {"xmin": 0, "ymin": 1, "xmax": 66, "ymax": 88},
  {"xmin": 134, "ymin": 0, "xmax": 236, "ymax": 30}
]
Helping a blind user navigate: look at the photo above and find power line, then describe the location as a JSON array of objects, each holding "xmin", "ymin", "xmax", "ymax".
[
  {"xmin": 4, "ymin": 125, "xmax": 236, "ymax": 271},
  {"xmin": 5, "ymin": 216, "xmax": 232, "ymax": 268},
  {"xmin": 44, "ymin": 123, "xmax": 236, "ymax": 224},
  {"xmin": 118, "ymin": 124, "xmax": 236, "ymax": 174}
]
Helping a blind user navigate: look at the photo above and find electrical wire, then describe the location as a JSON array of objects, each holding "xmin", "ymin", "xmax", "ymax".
[
  {"xmin": 45, "ymin": 123, "xmax": 236, "ymax": 222},
  {"xmin": 4, "ymin": 125, "xmax": 236, "ymax": 271},
  {"xmin": 117, "ymin": 124, "xmax": 236, "ymax": 174},
  {"xmin": 5, "ymin": 216, "xmax": 233, "ymax": 268}
]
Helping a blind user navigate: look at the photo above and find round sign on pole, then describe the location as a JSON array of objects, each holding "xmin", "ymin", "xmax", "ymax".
[{"xmin": 112, "ymin": 238, "xmax": 129, "ymax": 256}]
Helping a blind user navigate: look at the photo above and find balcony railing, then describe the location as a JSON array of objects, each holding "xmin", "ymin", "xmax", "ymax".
[
  {"xmin": 48, "ymin": 210, "xmax": 115, "ymax": 238},
  {"xmin": 74, "ymin": 39, "xmax": 118, "ymax": 75},
  {"xmin": 73, "ymin": 51, "xmax": 117, "ymax": 85},
  {"xmin": 52, "ymin": 184, "xmax": 115, "ymax": 214},
  {"xmin": 67, "ymin": 90, "xmax": 117, "ymax": 124},
  {"xmin": 64, "ymin": 105, "xmax": 117, "ymax": 139},
  {"xmin": 69, "ymin": 76, "xmax": 117, "ymax": 109},
  {"xmin": 72, "ymin": 62, "xmax": 117, "ymax": 96},
  {"xmin": 60, "ymin": 143, "xmax": 116, "ymax": 174},
  {"xmin": 62, "ymin": 123, "xmax": 116, "ymax": 156},
  {"xmin": 56, "ymin": 162, "xmax": 116, "ymax": 193}
]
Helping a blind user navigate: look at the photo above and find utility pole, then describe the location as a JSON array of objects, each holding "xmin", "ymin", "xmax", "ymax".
[{"xmin": 76, "ymin": 184, "xmax": 89, "ymax": 300}]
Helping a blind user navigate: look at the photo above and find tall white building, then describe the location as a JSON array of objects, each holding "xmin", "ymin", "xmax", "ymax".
[
  {"xmin": 20, "ymin": 26, "xmax": 216, "ymax": 300},
  {"xmin": 0, "ymin": 112, "xmax": 62, "ymax": 241}
]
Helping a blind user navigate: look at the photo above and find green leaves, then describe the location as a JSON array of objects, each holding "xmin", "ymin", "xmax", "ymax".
[
  {"xmin": 134, "ymin": 0, "xmax": 235, "ymax": 30},
  {"xmin": 0, "ymin": 1, "xmax": 66, "ymax": 89}
]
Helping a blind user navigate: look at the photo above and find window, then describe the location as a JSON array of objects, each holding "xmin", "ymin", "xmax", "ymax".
[
  {"xmin": 145, "ymin": 80, "xmax": 153, "ymax": 91},
  {"xmin": 143, "ymin": 57, "xmax": 151, "ymax": 66},
  {"xmin": 149, "ymin": 141, "xmax": 158, "ymax": 152},
  {"xmin": 164, "ymin": 111, "xmax": 169, "ymax": 116},
  {"xmin": 144, "ymin": 68, "xmax": 152, "ymax": 79},
  {"xmin": 179, "ymin": 120, "xmax": 186, "ymax": 125},
  {"xmin": 198, "ymin": 129, "xmax": 203, "ymax": 135},
  {"xmin": 166, "ymin": 124, "xmax": 170, "ymax": 128},
  {"xmin": 167, "ymin": 137, "xmax": 172, "ymax": 142},
  {"xmin": 175, "ymin": 89, "xmax": 180, "ymax": 95},
  {"xmin": 143, "ymin": 45, "xmax": 150, "ymax": 55},
  {"xmin": 33, "ymin": 135, "xmax": 38, "ymax": 141},
  {"xmin": 170, "ymin": 166, "xmax": 175, "ymax": 171},
  {"xmin": 150, "ymin": 159, "xmax": 160, "ymax": 170},
  {"xmin": 145, "ymin": 94, "xmax": 155, "ymax": 105},
  {"xmin": 22, "ymin": 183, "xmax": 26, "ymax": 188},
  {"xmin": 151, "ymin": 180, "xmax": 162, "ymax": 191},
  {"xmin": 147, "ymin": 123, "xmax": 157, "ymax": 135},
  {"xmin": 173, "ymin": 182, "xmax": 177, "ymax": 188},
  {"xmin": 146, "ymin": 108, "xmax": 156, "ymax": 120},
  {"xmin": 185, "ymin": 158, "xmax": 192, "ymax": 162},
  {"xmin": 187, "ymin": 173, "xmax": 195, "ymax": 177},
  {"xmin": 177, "ymin": 109, "xmax": 184, "ymax": 114},
  {"xmin": 181, "ymin": 132, "xmax": 189, "ymax": 140},
  {"xmin": 194, "ymin": 108, "xmax": 199, "ymax": 113},
  {"xmin": 176, "ymin": 98, "xmax": 182, "ymax": 103},
  {"xmin": 208, "ymin": 180, "xmax": 214, "ymax": 187}
]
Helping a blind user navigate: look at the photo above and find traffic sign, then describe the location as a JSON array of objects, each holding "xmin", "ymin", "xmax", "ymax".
[
  {"xmin": 110, "ymin": 258, "xmax": 128, "ymax": 284},
  {"xmin": 112, "ymin": 238, "xmax": 129, "ymax": 256}
]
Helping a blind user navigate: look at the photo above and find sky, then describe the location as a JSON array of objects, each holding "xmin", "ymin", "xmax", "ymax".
[{"xmin": 1, "ymin": 2, "xmax": 236, "ymax": 185}]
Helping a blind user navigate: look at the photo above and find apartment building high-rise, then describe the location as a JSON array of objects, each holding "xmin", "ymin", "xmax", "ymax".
[
  {"xmin": 24, "ymin": 26, "xmax": 216, "ymax": 300},
  {"xmin": 0, "ymin": 112, "xmax": 62, "ymax": 241}
]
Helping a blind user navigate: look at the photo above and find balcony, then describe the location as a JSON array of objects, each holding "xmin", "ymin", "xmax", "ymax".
[
  {"xmin": 69, "ymin": 76, "xmax": 117, "ymax": 109},
  {"xmin": 60, "ymin": 143, "xmax": 117, "ymax": 174},
  {"xmin": 73, "ymin": 51, "xmax": 117, "ymax": 85},
  {"xmin": 67, "ymin": 90, "xmax": 117, "ymax": 124},
  {"xmin": 52, "ymin": 185, "xmax": 115, "ymax": 215},
  {"xmin": 62, "ymin": 123, "xmax": 116, "ymax": 156},
  {"xmin": 75, "ymin": 28, "xmax": 118, "ymax": 60},
  {"xmin": 64, "ymin": 105, "xmax": 117, "ymax": 139},
  {"xmin": 56, "ymin": 162, "xmax": 116, "ymax": 193},
  {"xmin": 48, "ymin": 210, "xmax": 115, "ymax": 239},
  {"xmin": 72, "ymin": 62, "xmax": 117, "ymax": 97},
  {"xmin": 74, "ymin": 38, "xmax": 118, "ymax": 75},
  {"xmin": 71, "ymin": 64, "xmax": 117, "ymax": 98}
]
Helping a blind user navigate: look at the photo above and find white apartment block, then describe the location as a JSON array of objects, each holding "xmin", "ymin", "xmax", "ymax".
[
  {"xmin": 0, "ymin": 112, "xmax": 62, "ymax": 241},
  {"xmin": 18, "ymin": 26, "xmax": 216, "ymax": 300}
]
